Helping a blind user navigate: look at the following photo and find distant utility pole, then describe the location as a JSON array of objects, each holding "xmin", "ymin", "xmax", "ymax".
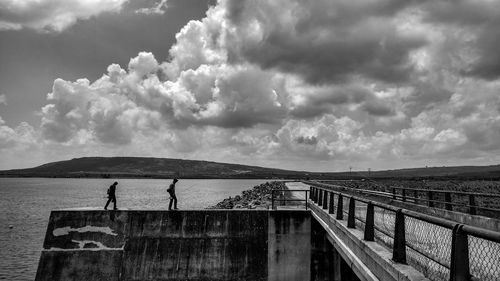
[
  {"xmin": 349, "ymin": 166, "xmax": 352, "ymax": 176},
  {"xmin": 368, "ymin": 168, "xmax": 371, "ymax": 177}
]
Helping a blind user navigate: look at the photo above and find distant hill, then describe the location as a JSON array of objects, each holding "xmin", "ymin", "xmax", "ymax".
[
  {"xmin": 0, "ymin": 157, "xmax": 499, "ymax": 179},
  {"xmin": 0, "ymin": 157, "xmax": 309, "ymax": 179}
]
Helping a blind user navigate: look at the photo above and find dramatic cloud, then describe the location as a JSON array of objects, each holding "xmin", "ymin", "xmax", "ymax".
[
  {"xmin": 3, "ymin": 0, "xmax": 500, "ymax": 170},
  {"xmin": 0, "ymin": 116, "xmax": 37, "ymax": 152},
  {"xmin": 221, "ymin": 0, "xmax": 427, "ymax": 84},
  {"xmin": 0, "ymin": 0, "xmax": 128, "ymax": 32}
]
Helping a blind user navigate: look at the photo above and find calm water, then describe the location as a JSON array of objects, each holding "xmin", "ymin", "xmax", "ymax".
[{"xmin": 0, "ymin": 178, "xmax": 269, "ymax": 281}]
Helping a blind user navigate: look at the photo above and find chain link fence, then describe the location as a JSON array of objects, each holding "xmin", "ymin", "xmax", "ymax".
[{"xmin": 307, "ymin": 182, "xmax": 500, "ymax": 281}]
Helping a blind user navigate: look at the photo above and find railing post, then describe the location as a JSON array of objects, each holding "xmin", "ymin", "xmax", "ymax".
[
  {"xmin": 468, "ymin": 195, "xmax": 476, "ymax": 215},
  {"xmin": 402, "ymin": 189, "xmax": 406, "ymax": 202},
  {"xmin": 309, "ymin": 186, "xmax": 313, "ymax": 200},
  {"xmin": 413, "ymin": 190, "xmax": 418, "ymax": 204},
  {"xmin": 328, "ymin": 193, "xmax": 335, "ymax": 214},
  {"xmin": 336, "ymin": 194, "xmax": 343, "ymax": 220},
  {"xmin": 314, "ymin": 187, "xmax": 318, "ymax": 203},
  {"xmin": 392, "ymin": 209, "xmax": 407, "ymax": 263},
  {"xmin": 323, "ymin": 190, "xmax": 328, "ymax": 210},
  {"xmin": 312, "ymin": 187, "xmax": 316, "ymax": 203},
  {"xmin": 305, "ymin": 191, "xmax": 308, "ymax": 210},
  {"xmin": 449, "ymin": 224, "xmax": 470, "ymax": 281},
  {"xmin": 318, "ymin": 189, "xmax": 323, "ymax": 206},
  {"xmin": 445, "ymin": 193, "xmax": 452, "ymax": 211},
  {"xmin": 392, "ymin": 188, "xmax": 396, "ymax": 200},
  {"xmin": 428, "ymin": 191, "xmax": 434, "ymax": 208},
  {"xmin": 364, "ymin": 202, "xmax": 374, "ymax": 241},
  {"xmin": 271, "ymin": 190, "xmax": 275, "ymax": 210},
  {"xmin": 347, "ymin": 197, "xmax": 355, "ymax": 228}
]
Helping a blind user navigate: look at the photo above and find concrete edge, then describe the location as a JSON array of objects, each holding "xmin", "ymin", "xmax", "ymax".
[
  {"xmin": 310, "ymin": 203, "xmax": 430, "ymax": 281},
  {"xmin": 311, "ymin": 209, "xmax": 380, "ymax": 281}
]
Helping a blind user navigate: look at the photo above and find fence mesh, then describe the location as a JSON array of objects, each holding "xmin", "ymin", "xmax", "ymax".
[
  {"xmin": 468, "ymin": 235, "xmax": 500, "ymax": 281},
  {"xmin": 373, "ymin": 206, "xmax": 394, "ymax": 250},
  {"xmin": 312, "ymin": 187, "xmax": 500, "ymax": 281},
  {"xmin": 405, "ymin": 216, "xmax": 452, "ymax": 281},
  {"xmin": 354, "ymin": 201, "xmax": 367, "ymax": 230}
]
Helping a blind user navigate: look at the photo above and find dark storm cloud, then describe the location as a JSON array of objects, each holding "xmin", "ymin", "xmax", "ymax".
[
  {"xmin": 225, "ymin": 0, "xmax": 427, "ymax": 84},
  {"xmin": 290, "ymin": 86, "xmax": 394, "ymax": 119},
  {"xmin": 465, "ymin": 24, "xmax": 500, "ymax": 80},
  {"xmin": 420, "ymin": 1, "xmax": 500, "ymax": 80},
  {"xmin": 402, "ymin": 82, "xmax": 453, "ymax": 117},
  {"xmin": 362, "ymin": 101, "xmax": 394, "ymax": 117},
  {"xmin": 296, "ymin": 135, "xmax": 318, "ymax": 145}
]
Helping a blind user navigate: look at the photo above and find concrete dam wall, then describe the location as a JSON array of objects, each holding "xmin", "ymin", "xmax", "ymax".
[{"xmin": 35, "ymin": 210, "xmax": 312, "ymax": 281}]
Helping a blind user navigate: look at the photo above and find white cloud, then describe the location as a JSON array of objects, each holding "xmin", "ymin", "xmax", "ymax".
[
  {"xmin": 0, "ymin": 0, "xmax": 128, "ymax": 32},
  {"xmin": 0, "ymin": 94, "xmax": 6, "ymax": 105},
  {"xmin": 135, "ymin": 0, "xmax": 168, "ymax": 15},
  {"xmin": 5, "ymin": 0, "xmax": 500, "ymax": 170}
]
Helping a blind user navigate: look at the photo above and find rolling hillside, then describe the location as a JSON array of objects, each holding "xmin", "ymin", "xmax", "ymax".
[
  {"xmin": 0, "ymin": 157, "xmax": 308, "ymax": 179},
  {"xmin": 1, "ymin": 157, "xmax": 499, "ymax": 179}
]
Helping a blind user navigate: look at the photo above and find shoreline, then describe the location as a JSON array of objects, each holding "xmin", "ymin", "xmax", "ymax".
[{"xmin": 207, "ymin": 181, "xmax": 290, "ymax": 209}]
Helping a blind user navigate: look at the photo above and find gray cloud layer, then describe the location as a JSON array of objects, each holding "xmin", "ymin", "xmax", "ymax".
[{"xmin": 2, "ymin": 0, "xmax": 500, "ymax": 170}]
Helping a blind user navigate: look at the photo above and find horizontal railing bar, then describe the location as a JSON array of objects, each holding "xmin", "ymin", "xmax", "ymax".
[
  {"xmin": 273, "ymin": 199, "xmax": 307, "ymax": 202},
  {"xmin": 307, "ymin": 181, "xmax": 500, "ymax": 213},
  {"xmin": 308, "ymin": 182, "xmax": 500, "ymax": 241},
  {"xmin": 386, "ymin": 186, "xmax": 500, "ymax": 198},
  {"xmin": 271, "ymin": 189, "xmax": 310, "ymax": 192},
  {"xmin": 306, "ymin": 182, "xmax": 401, "ymax": 212},
  {"xmin": 359, "ymin": 189, "xmax": 500, "ymax": 212},
  {"xmin": 309, "ymin": 182, "xmax": 456, "ymax": 229},
  {"xmin": 461, "ymin": 224, "xmax": 500, "ymax": 243},
  {"xmin": 321, "ymin": 182, "xmax": 500, "ymax": 198}
]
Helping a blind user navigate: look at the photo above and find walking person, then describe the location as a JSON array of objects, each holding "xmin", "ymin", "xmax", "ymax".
[
  {"xmin": 104, "ymin": 181, "xmax": 118, "ymax": 210},
  {"xmin": 167, "ymin": 179, "xmax": 178, "ymax": 210}
]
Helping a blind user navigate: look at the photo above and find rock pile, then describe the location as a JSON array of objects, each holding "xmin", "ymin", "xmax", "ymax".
[{"xmin": 207, "ymin": 181, "xmax": 287, "ymax": 209}]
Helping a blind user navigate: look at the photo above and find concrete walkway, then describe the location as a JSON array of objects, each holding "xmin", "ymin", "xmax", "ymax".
[{"xmin": 285, "ymin": 181, "xmax": 309, "ymax": 200}]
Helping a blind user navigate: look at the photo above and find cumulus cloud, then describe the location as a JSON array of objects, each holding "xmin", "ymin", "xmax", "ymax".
[
  {"xmin": 0, "ymin": 116, "xmax": 37, "ymax": 151},
  {"xmin": 220, "ymin": 0, "xmax": 427, "ymax": 84},
  {"xmin": 0, "ymin": 0, "xmax": 128, "ymax": 32},
  {"xmin": 5, "ymin": 0, "xmax": 500, "ymax": 170}
]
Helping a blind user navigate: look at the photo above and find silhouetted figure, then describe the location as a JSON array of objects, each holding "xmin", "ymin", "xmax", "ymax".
[
  {"xmin": 167, "ymin": 179, "xmax": 178, "ymax": 210},
  {"xmin": 104, "ymin": 181, "xmax": 118, "ymax": 210}
]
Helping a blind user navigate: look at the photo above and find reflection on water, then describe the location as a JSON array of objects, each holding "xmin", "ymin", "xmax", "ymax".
[{"xmin": 0, "ymin": 178, "xmax": 268, "ymax": 281}]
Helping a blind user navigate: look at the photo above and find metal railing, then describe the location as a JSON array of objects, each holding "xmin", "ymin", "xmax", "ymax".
[
  {"xmin": 271, "ymin": 189, "xmax": 309, "ymax": 210},
  {"xmin": 319, "ymin": 180, "xmax": 500, "ymax": 217},
  {"xmin": 307, "ymin": 182, "xmax": 500, "ymax": 281}
]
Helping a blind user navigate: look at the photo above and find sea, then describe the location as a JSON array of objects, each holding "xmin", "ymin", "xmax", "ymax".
[{"xmin": 0, "ymin": 177, "xmax": 271, "ymax": 281}]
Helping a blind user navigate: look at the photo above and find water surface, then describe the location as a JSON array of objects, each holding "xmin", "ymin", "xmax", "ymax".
[{"xmin": 0, "ymin": 178, "xmax": 269, "ymax": 281}]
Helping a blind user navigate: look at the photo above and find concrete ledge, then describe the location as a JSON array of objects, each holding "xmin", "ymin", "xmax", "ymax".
[
  {"xmin": 310, "ymin": 203, "xmax": 430, "ymax": 281},
  {"xmin": 36, "ymin": 210, "xmax": 312, "ymax": 281}
]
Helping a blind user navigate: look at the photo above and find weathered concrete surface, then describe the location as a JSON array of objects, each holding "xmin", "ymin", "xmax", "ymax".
[
  {"xmin": 36, "ymin": 250, "xmax": 122, "ymax": 281},
  {"xmin": 268, "ymin": 211, "xmax": 310, "ymax": 281},
  {"xmin": 36, "ymin": 210, "xmax": 313, "ymax": 281},
  {"xmin": 121, "ymin": 211, "xmax": 269, "ymax": 281}
]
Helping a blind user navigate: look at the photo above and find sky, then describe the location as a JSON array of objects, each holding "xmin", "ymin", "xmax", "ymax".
[{"xmin": 1, "ymin": 0, "xmax": 500, "ymax": 172}]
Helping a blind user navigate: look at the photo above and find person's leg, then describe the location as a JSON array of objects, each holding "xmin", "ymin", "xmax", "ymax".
[
  {"xmin": 105, "ymin": 197, "xmax": 111, "ymax": 210},
  {"xmin": 169, "ymin": 197, "xmax": 173, "ymax": 210},
  {"xmin": 113, "ymin": 196, "xmax": 117, "ymax": 210},
  {"xmin": 173, "ymin": 194, "xmax": 177, "ymax": 209}
]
